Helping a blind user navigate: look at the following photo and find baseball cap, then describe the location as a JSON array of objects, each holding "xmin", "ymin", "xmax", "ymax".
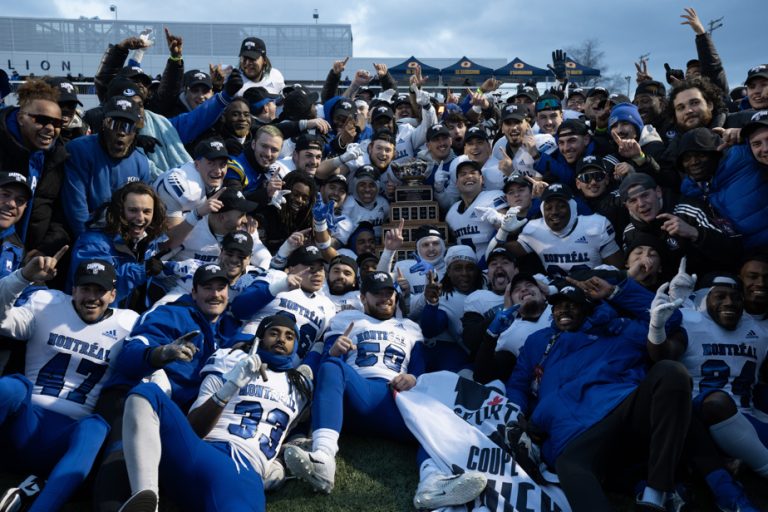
[
  {"xmin": 608, "ymin": 93, "xmax": 632, "ymax": 106},
  {"xmin": 243, "ymin": 86, "xmax": 279, "ymax": 113},
  {"xmin": 618, "ymin": 173, "xmax": 657, "ymax": 202},
  {"xmin": 240, "ymin": 37, "xmax": 267, "ymax": 59},
  {"xmin": 193, "ymin": 263, "xmax": 229, "ymax": 287},
  {"xmin": 324, "ymin": 174, "xmax": 348, "ymax": 190},
  {"xmin": 392, "ymin": 94, "xmax": 411, "ymax": 109},
  {"xmin": 741, "ymin": 110, "xmax": 768, "ymax": 141},
  {"xmin": 455, "ymin": 158, "xmax": 482, "ymax": 176},
  {"xmin": 698, "ymin": 272, "xmax": 743, "ymax": 292},
  {"xmin": 535, "ymin": 94, "xmax": 562, "ymax": 113},
  {"xmin": 509, "ymin": 272, "xmax": 539, "ymax": 291},
  {"xmin": 333, "ymin": 99, "xmax": 355, "ymax": 119},
  {"xmin": 568, "ymin": 87, "xmax": 586, "ymax": 99},
  {"xmin": 634, "ymin": 80, "xmax": 666, "ymax": 98},
  {"xmin": 218, "ymin": 188, "xmax": 259, "ymax": 214},
  {"xmin": 503, "ymin": 173, "xmax": 531, "ymax": 192},
  {"xmin": 547, "ymin": 284, "xmax": 590, "ymax": 306},
  {"xmin": 676, "ymin": 127, "xmax": 722, "ymax": 165},
  {"xmin": 221, "ymin": 230, "xmax": 254, "ymax": 255},
  {"xmin": 103, "ymin": 96, "xmax": 141, "ymax": 122},
  {"xmin": 287, "ymin": 245, "xmax": 324, "ymax": 267},
  {"xmin": 281, "ymin": 87, "xmax": 318, "ymax": 120},
  {"xmin": 426, "ymin": 123, "xmax": 450, "ymax": 141},
  {"xmin": 746, "ymin": 65, "xmax": 768, "ymax": 85},
  {"xmin": 556, "ymin": 119, "xmax": 589, "ymax": 138},
  {"xmin": 47, "ymin": 77, "xmax": 82, "ymax": 106},
  {"xmin": 445, "ymin": 245, "xmax": 477, "ymax": 267},
  {"xmin": 194, "ymin": 138, "xmax": 229, "ymax": 160},
  {"xmin": 414, "ymin": 224, "xmax": 444, "ymax": 242},
  {"xmin": 0, "ymin": 172, "xmax": 32, "ymax": 196},
  {"xmin": 464, "ymin": 126, "xmax": 489, "ymax": 143},
  {"xmin": 586, "ymin": 87, "xmax": 609, "ymax": 99},
  {"xmin": 117, "ymin": 66, "xmax": 152, "ymax": 87},
  {"xmin": 371, "ymin": 105, "xmax": 395, "ymax": 122},
  {"xmin": 183, "ymin": 70, "xmax": 213, "ymax": 90},
  {"xmin": 294, "ymin": 134, "xmax": 324, "ymax": 153},
  {"xmin": 487, "ymin": 247, "xmax": 517, "ymax": 265},
  {"xmin": 500, "ymin": 104, "xmax": 527, "ymax": 122},
  {"xmin": 106, "ymin": 77, "xmax": 145, "ymax": 101},
  {"xmin": 356, "ymin": 252, "xmax": 379, "ymax": 268},
  {"xmin": 513, "ymin": 85, "xmax": 539, "ymax": 102},
  {"xmin": 361, "ymin": 271, "xmax": 396, "ymax": 294},
  {"xmin": 541, "ymin": 183, "xmax": 574, "ymax": 203},
  {"xmin": 355, "ymin": 165, "xmax": 380, "ymax": 182},
  {"xmin": 575, "ymin": 155, "xmax": 606, "ymax": 176},
  {"xmin": 74, "ymin": 260, "xmax": 117, "ymax": 290}
]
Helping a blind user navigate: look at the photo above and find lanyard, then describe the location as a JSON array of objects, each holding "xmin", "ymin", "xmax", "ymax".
[{"xmin": 530, "ymin": 331, "xmax": 562, "ymax": 399}]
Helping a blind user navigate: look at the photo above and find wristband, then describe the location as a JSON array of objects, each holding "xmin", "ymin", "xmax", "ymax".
[
  {"xmin": 184, "ymin": 210, "xmax": 200, "ymax": 226},
  {"xmin": 168, "ymin": 55, "xmax": 182, "ymax": 62},
  {"xmin": 313, "ymin": 220, "xmax": 328, "ymax": 233},
  {"xmin": 607, "ymin": 285, "xmax": 621, "ymax": 301},
  {"xmin": 316, "ymin": 239, "xmax": 332, "ymax": 250},
  {"xmin": 211, "ymin": 392, "xmax": 228, "ymax": 407},
  {"xmin": 299, "ymin": 120, "xmax": 308, "ymax": 131}
]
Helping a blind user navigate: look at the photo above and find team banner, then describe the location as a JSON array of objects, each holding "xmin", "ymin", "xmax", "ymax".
[{"xmin": 396, "ymin": 371, "xmax": 570, "ymax": 512}]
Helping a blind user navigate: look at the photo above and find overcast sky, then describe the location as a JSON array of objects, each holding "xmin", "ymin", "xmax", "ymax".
[{"xmin": 5, "ymin": 0, "xmax": 765, "ymax": 91}]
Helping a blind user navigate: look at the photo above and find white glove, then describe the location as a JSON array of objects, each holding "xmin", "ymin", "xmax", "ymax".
[
  {"xmin": 648, "ymin": 282, "xmax": 683, "ymax": 345},
  {"xmin": 269, "ymin": 190, "xmax": 291, "ymax": 210},
  {"xmin": 476, "ymin": 206, "xmax": 504, "ymax": 228},
  {"xmin": 500, "ymin": 207, "xmax": 528, "ymax": 234},
  {"xmin": 340, "ymin": 144, "xmax": 363, "ymax": 164},
  {"xmin": 414, "ymin": 88, "xmax": 431, "ymax": 107},
  {"xmin": 433, "ymin": 168, "xmax": 450, "ymax": 192},
  {"xmin": 669, "ymin": 256, "xmax": 697, "ymax": 302},
  {"xmin": 216, "ymin": 354, "xmax": 263, "ymax": 401}
]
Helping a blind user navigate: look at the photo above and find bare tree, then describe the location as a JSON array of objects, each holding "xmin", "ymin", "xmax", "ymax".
[{"xmin": 565, "ymin": 38, "xmax": 626, "ymax": 92}]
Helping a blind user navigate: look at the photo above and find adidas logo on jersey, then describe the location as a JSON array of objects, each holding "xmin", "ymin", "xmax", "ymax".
[
  {"xmin": 574, "ymin": 236, "xmax": 588, "ymax": 244},
  {"xmin": 746, "ymin": 330, "xmax": 759, "ymax": 339},
  {"xmin": 102, "ymin": 329, "xmax": 118, "ymax": 340}
]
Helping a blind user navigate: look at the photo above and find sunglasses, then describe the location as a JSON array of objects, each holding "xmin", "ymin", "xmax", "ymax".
[
  {"xmin": 22, "ymin": 111, "xmax": 63, "ymax": 129},
  {"xmin": 107, "ymin": 119, "xmax": 137, "ymax": 134},
  {"xmin": 536, "ymin": 98, "xmax": 561, "ymax": 111},
  {"xmin": 576, "ymin": 170, "xmax": 607, "ymax": 184}
]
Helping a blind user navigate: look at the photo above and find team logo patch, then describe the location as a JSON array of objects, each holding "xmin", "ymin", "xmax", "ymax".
[
  {"xmin": 574, "ymin": 236, "xmax": 588, "ymax": 244},
  {"xmin": 234, "ymin": 233, "xmax": 248, "ymax": 243},
  {"xmin": 194, "ymin": 72, "xmax": 207, "ymax": 80},
  {"xmin": 244, "ymin": 41, "xmax": 256, "ymax": 49},
  {"xmin": 210, "ymin": 141, "xmax": 225, "ymax": 151},
  {"xmin": 751, "ymin": 110, "xmax": 768, "ymax": 122},
  {"xmin": 86, "ymin": 262, "xmax": 106, "ymax": 273},
  {"xmin": 582, "ymin": 155, "xmax": 598, "ymax": 164},
  {"xmin": 306, "ymin": 246, "xmax": 319, "ymax": 254},
  {"xmin": 204, "ymin": 264, "xmax": 222, "ymax": 273},
  {"xmin": 746, "ymin": 330, "xmax": 759, "ymax": 339},
  {"xmin": 122, "ymin": 88, "xmax": 136, "ymax": 97},
  {"xmin": 373, "ymin": 272, "xmax": 388, "ymax": 281},
  {"xmin": 60, "ymin": 82, "xmax": 74, "ymax": 93},
  {"xmin": 102, "ymin": 329, "xmax": 118, "ymax": 340},
  {"xmin": 561, "ymin": 286, "xmax": 577, "ymax": 294},
  {"xmin": 116, "ymin": 99, "xmax": 132, "ymax": 110}
]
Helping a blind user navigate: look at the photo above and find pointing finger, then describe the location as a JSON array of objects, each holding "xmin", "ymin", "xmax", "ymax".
[
  {"xmin": 342, "ymin": 56, "xmax": 350, "ymax": 65},
  {"xmin": 678, "ymin": 256, "xmax": 687, "ymax": 275},
  {"xmin": 52, "ymin": 245, "xmax": 70, "ymax": 262},
  {"xmin": 342, "ymin": 321, "xmax": 355, "ymax": 337},
  {"xmin": 210, "ymin": 187, "xmax": 226, "ymax": 199},
  {"xmin": 398, "ymin": 218, "xmax": 404, "ymax": 230}
]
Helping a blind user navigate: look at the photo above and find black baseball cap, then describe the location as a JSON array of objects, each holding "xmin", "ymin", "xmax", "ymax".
[
  {"xmin": 426, "ymin": 123, "xmax": 450, "ymax": 141},
  {"xmin": 513, "ymin": 85, "xmax": 539, "ymax": 102},
  {"xmin": 503, "ymin": 173, "xmax": 531, "ymax": 192},
  {"xmin": 676, "ymin": 127, "xmax": 722, "ymax": 165},
  {"xmin": 618, "ymin": 173, "xmax": 658, "ymax": 202},
  {"xmin": 218, "ymin": 188, "xmax": 259, "ymax": 214},
  {"xmin": 193, "ymin": 263, "xmax": 229, "ymax": 286},
  {"xmin": 635, "ymin": 80, "xmax": 666, "ymax": 98},
  {"xmin": 371, "ymin": 105, "xmax": 395, "ymax": 121},
  {"xmin": 414, "ymin": 224, "xmax": 444, "ymax": 242},
  {"xmin": 569, "ymin": 87, "xmax": 586, "ymax": 99},
  {"xmin": 464, "ymin": 126, "xmax": 489, "ymax": 143},
  {"xmin": 222, "ymin": 230, "xmax": 254, "ymax": 255},
  {"xmin": 556, "ymin": 119, "xmax": 589, "ymax": 137},
  {"xmin": 361, "ymin": 271, "xmax": 396, "ymax": 294},
  {"xmin": 183, "ymin": 70, "xmax": 213, "ymax": 90},
  {"xmin": 501, "ymin": 104, "xmax": 527, "ymax": 122},
  {"xmin": 107, "ymin": 77, "xmax": 145, "ymax": 101},
  {"xmin": 509, "ymin": 272, "xmax": 539, "ymax": 291},
  {"xmin": 455, "ymin": 159, "xmax": 482, "ymax": 176},
  {"xmin": 281, "ymin": 87, "xmax": 318, "ymax": 120},
  {"xmin": 240, "ymin": 37, "xmax": 267, "ymax": 59},
  {"xmin": 194, "ymin": 138, "xmax": 229, "ymax": 160},
  {"xmin": 324, "ymin": 174, "xmax": 348, "ymax": 190},
  {"xmin": 0, "ymin": 172, "xmax": 32, "ymax": 196},
  {"xmin": 541, "ymin": 183, "xmax": 574, "ymax": 203},
  {"xmin": 117, "ymin": 66, "xmax": 152, "ymax": 87},
  {"xmin": 608, "ymin": 93, "xmax": 632, "ymax": 106},
  {"xmin": 575, "ymin": 155, "xmax": 605, "ymax": 175},
  {"xmin": 294, "ymin": 133, "xmax": 324, "ymax": 153},
  {"xmin": 103, "ymin": 96, "xmax": 141, "ymax": 122},
  {"xmin": 586, "ymin": 87, "xmax": 609, "ymax": 99},
  {"xmin": 741, "ymin": 110, "xmax": 768, "ymax": 141},
  {"xmin": 333, "ymin": 99, "xmax": 355, "ymax": 119},
  {"xmin": 47, "ymin": 77, "xmax": 82, "ymax": 106},
  {"xmin": 392, "ymin": 94, "xmax": 411, "ymax": 108},
  {"xmin": 547, "ymin": 284, "xmax": 590, "ymax": 306},
  {"xmin": 746, "ymin": 65, "xmax": 768, "ymax": 85},
  {"xmin": 74, "ymin": 259, "xmax": 117, "ymax": 290},
  {"xmin": 287, "ymin": 245, "xmax": 325, "ymax": 267},
  {"xmin": 355, "ymin": 165, "xmax": 380, "ymax": 182},
  {"xmin": 487, "ymin": 247, "xmax": 517, "ymax": 265},
  {"xmin": 243, "ymin": 86, "xmax": 279, "ymax": 112}
]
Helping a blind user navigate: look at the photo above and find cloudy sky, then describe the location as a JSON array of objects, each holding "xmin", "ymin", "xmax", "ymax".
[{"xmin": 5, "ymin": 0, "xmax": 765, "ymax": 90}]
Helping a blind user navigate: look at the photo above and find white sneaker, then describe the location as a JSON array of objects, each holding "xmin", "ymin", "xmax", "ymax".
[
  {"xmin": 283, "ymin": 446, "xmax": 336, "ymax": 493},
  {"xmin": 263, "ymin": 459, "xmax": 287, "ymax": 492},
  {"xmin": 118, "ymin": 489, "xmax": 158, "ymax": 512},
  {"xmin": 413, "ymin": 471, "xmax": 487, "ymax": 509}
]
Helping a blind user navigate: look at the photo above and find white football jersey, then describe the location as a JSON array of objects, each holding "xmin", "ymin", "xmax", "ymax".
[
  {"xmin": 327, "ymin": 309, "xmax": 423, "ymax": 381},
  {"xmin": 433, "ymin": 291, "xmax": 469, "ymax": 344},
  {"xmin": 517, "ymin": 214, "xmax": 619, "ymax": 277},
  {"xmin": 242, "ymin": 285, "xmax": 336, "ymax": 360},
  {"xmin": 154, "ymin": 161, "xmax": 208, "ymax": 218},
  {"xmin": 464, "ymin": 289, "xmax": 505, "ymax": 322},
  {"xmin": 156, "ymin": 261, "xmax": 266, "ymax": 306},
  {"xmin": 680, "ymin": 308, "xmax": 768, "ymax": 411},
  {"xmin": 496, "ymin": 306, "xmax": 553, "ymax": 356},
  {"xmin": 192, "ymin": 349, "xmax": 309, "ymax": 476},
  {"xmin": 171, "ymin": 218, "xmax": 223, "ymax": 263},
  {"xmin": 326, "ymin": 289, "xmax": 364, "ymax": 313},
  {"xmin": 393, "ymin": 259, "xmax": 446, "ymax": 297},
  {"xmin": 341, "ymin": 195, "xmax": 390, "ymax": 242},
  {"xmin": 0, "ymin": 290, "xmax": 138, "ymax": 419},
  {"xmin": 446, "ymin": 190, "xmax": 508, "ymax": 261}
]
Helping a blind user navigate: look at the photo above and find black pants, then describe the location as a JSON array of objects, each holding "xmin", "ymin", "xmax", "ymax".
[{"xmin": 555, "ymin": 360, "xmax": 692, "ymax": 512}]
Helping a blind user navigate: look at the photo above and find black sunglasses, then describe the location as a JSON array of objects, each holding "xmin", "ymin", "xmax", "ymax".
[
  {"xmin": 576, "ymin": 170, "xmax": 607, "ymax": 184},
  {"xmin": 22, "ymin": 111, "xmax": 63, "ymax": 129}
]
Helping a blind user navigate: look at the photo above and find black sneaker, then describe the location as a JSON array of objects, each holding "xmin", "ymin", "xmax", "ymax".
[
  {"xmin": 0, "ymin": 475, "xmax": 44, "ymax": 512},
  {"xmin": 118, "ymin": 490, "xmax": 158, "ymax": 512}
]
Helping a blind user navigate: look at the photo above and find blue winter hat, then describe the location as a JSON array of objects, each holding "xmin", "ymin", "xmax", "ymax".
[{"xmin": 608, "ymin": 103, "xmax": 643, "ymax": 138}]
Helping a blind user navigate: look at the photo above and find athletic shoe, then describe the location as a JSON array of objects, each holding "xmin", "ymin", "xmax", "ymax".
[
  {"xmin": 0, "ymin": 475, "xmax": 43, "ymax": 512},
  {"xmin": 283, "ymin": 446, "xmax": 336, "ymax": 493},
  {"xmin": 262, "ymin": 458, "xmax": 287, "ymax": 492},
  {"xmin": 413, "ymin": 471, "xmax": 487, "ymax": 509},
  {"xmin": 118, "ymin": 489, "xmax": 158, "ymax": 512}
]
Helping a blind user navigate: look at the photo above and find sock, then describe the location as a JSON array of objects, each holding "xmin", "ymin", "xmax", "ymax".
[
  {"xmin": 122, "ymin": 395, "xmax": 161, "ymax": 497},
  {"xmin": 640, "ymin": 486, "xmax": 664, "ymax": 507},
  {"xmin": 419, "ymin": 458, "xmax": 441, "ymax": 481},
  {"xmin": 704, "ymin": 469, "xmax": 748, "ymax": 510},
  {"xmin": 709, "ymin": 413, "xmax": 768, "ymax": 477},
  {"xmin": 312, "ymin": 428, "xmax": 339, "ymax": 457}
]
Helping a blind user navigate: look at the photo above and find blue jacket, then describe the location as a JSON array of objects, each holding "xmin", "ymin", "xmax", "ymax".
[
  {"xmin": 0, "ymin": 227, "xmax": 23, "ymax": 279},
  {"xmin": 62, "ymin": 135, "xmax": 151, "ymax": 236},
  {"xmin": 107, "ymin": 295, "xmax": 248, "ymax": 410},
  {"xmin": 67, "ymin": 230, "xmax": 166, "ymax": 308},
  {"xmin": 505, "ymin": 279, "xmax": 682, "ymax": 466},
  {"xmin": 534, "ymin": 141, "xmax": 597, "ymax": 188},
  {"xmin": 680, "ymin": 144, "xmax": 768, "ymax": 250}
]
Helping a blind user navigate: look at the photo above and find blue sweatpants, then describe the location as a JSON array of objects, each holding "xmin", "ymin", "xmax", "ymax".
[
  {"xmin": 129, "ymin": 383, "xmax": 265, "ymax": 512},
  {"xmin": 311, "ymin": 357, "xmax": 414, "ymax": 442},
  {"xmin": 0, "ymin": 374, "xmax": 110, "ymax": 512}
]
